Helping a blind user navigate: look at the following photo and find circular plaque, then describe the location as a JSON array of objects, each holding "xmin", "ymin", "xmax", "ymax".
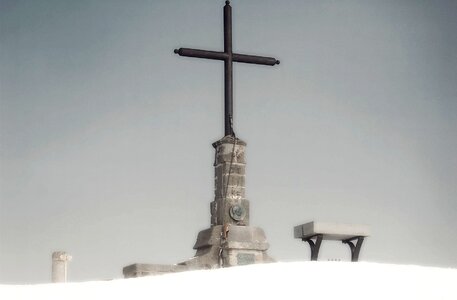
[{"xmin": 229, "ymin": 204, "xmax": 246, "ymax": 221}]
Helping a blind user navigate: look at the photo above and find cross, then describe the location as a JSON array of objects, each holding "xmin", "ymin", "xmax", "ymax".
[{"xmin": 174, "ymin": 1, "xmax": 280, "ymax": 136}]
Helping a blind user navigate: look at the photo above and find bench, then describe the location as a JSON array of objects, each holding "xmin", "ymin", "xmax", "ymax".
[{"xmin": 294, "ymin": 222, "xmax": 370, "ymax": 262}]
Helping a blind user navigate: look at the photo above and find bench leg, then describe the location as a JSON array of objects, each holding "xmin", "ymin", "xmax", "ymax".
[
  {"xmin": 303, "ymin": 234, "xmax": 323, "ymax": 261},
  {"xmin": 342, "ymin": 236, "xmax": 364, "ymax": 262}
]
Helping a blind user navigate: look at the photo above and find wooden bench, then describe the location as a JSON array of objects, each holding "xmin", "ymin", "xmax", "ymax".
[{"xmin": 294, "ymin": 222, "xmax": 370, "ymax": 262}]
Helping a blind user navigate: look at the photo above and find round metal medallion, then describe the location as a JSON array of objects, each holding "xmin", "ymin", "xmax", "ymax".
[{"xmin": 229, "ymin": 204, "xmax": 246, "ymax": 221}]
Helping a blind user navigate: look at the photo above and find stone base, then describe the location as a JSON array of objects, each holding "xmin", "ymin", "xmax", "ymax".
[
  {"xmin": 181, "ymin": 225, "xmax": 274, "ymax": 269},
  {"xmin": 122, "ymin": 225, "xmax": 274, "ymax": 278}
]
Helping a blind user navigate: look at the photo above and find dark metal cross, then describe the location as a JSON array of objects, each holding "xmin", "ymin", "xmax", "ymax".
[{"xmin": 174, "ymin": 1, "xmax": 280, "ymax": 136}]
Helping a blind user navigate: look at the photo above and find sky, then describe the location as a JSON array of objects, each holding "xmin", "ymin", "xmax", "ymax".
[{"xmin": 1, "ymin": 0, "xmax": 456, "ymax": 284}]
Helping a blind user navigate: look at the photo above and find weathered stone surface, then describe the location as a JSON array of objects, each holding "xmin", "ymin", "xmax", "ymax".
[
  {"xmin": 123, "ymin": 264, "xmax": 189, "ymax": 278},
  {"xmin": 212, "ymin": 135, "xmax": 246, "ymax": 148},
  {"xmin": 215, "ymin": 150, "xmax": 246, "ymax": 165},
  {"xmin": 210, "ymin": 198, "xmax": 249, "ymax": 226},
  {"xmin": 294, "ymin": 221, "xmax": 370, "ymax": 241},
  {"xmin": 181, "ymin": 224, "xmax": 273, "ymax": 268},
  {"xmin": 215, "ymin": 163, "xmax": 245, "ymax": 176},
  {"xmin": 215, "ymin": 174, "xmax": 245, "ymax": 191},
  {"xmin": 52, "ymin": 251, "xmax": 72, "ymax": 283},
  {"xmin": 214, "ymin": 185, "xmax": 246, "ymax": 200},
  {"xmin": 210, "ymin": 136, "xmax": 250, "ymax": 226},
  {"xmin": 223, "ymin": 249, "xmax": 272, "ymax": 267},
  {"xmin": 185, "ymin": 138, "xmax": 274, "ymax": 268},
  {"xmin": 192, "ymin": 225, "xmax": 268, "ymax": 249}
]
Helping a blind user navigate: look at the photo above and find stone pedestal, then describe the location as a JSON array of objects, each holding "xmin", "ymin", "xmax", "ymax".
[
  {"xmin": 123, "ymin": 136, "xmax": 273, "ymax": 277},
  {"xmin": 210, "ymin": 136, "xmax": 249, "ymax": 226},
  {"xmin": 181, "ymin": 136, "xmax": 273, "ymax": 268},
  {"xmin": 181, "ymin": 224, "xmax": 273, "ymax": 269}
]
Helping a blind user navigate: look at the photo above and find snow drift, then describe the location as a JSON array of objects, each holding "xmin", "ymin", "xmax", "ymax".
[{"xmin": 2, "ymin": 262, "xmax": 457, "ymax": 300}]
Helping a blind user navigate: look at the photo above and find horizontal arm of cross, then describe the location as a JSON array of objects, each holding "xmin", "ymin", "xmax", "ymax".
[{"xmin": 174, "ymin": 48, "xmax": 280, "ymax": 66}]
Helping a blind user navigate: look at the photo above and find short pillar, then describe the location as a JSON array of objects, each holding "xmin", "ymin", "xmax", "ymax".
[{"xmin": 52, "ymin": 251, "xmax": 72, "ymax": 283}]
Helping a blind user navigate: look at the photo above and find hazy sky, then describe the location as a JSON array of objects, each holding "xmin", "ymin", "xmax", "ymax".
[{"xmin": 1, "ymin": 0, "xmax": 456, "ymax": 284}]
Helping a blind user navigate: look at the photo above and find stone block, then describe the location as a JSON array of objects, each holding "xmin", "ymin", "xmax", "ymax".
[
  {"xmin": 215, "ymin": 163, "xmax": 245, "ymax": 177},
  {"xmin": 215, "ymin": 185, "xmax": 245, "ymax": 199},
  {"xmin": 210, "ymin": 198, "xmax": 249, "ymax": 225},
  {"xmin": 215, "ymin": 174, "xmax": 245, "ymax": 192},
  {"xmin": 213, "ymin": 136, "xmax": 247, "ymax": 165},
  {"xmin": 294, "ymin": 221, "xmax": 370, "ymax": 241},
  {"xmin": 184, "ymin": 225, "xmax": 274, "ymax": 268},
  {"xmin": 123, "ymin": 264, "xmax": 188, "ymax": 278},
  {"xmin": 223, "ymin": 249, "xmax": 273, "ymax": 266}
]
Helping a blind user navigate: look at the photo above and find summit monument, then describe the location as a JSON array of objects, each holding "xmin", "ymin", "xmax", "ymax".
[{"xmin": 123, "ymin": 1, "xmax": 279, "ymax": 277}]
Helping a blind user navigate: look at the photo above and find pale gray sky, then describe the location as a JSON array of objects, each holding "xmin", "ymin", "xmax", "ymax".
[{"xmin": 1, "ymin": 0, "xmax": 456, "ymax": 284}]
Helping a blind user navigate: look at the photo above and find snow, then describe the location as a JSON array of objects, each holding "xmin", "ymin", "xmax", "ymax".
[{"xmin": 2, "ymin": 262, "xmax": 457, "ymax": 300}]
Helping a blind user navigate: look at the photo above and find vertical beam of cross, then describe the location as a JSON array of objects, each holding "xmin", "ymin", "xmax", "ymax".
[
  {"xmin": 174, "ymin": 1, "xmax": 280, "ymax": 136},
  {"xmin": 224, "ymin": 2, "xmax": 233, "ymax": 136}
]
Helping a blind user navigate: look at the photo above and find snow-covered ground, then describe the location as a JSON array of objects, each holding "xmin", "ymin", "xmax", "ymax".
[{"xmin": 2, "ymin": 262, "xmax": 457, "ymax": 300}]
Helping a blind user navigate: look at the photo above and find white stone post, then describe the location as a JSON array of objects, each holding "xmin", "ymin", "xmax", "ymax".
[{"xmin": 52, "ymin": 251, "xmax": 72, "ymax": 283}]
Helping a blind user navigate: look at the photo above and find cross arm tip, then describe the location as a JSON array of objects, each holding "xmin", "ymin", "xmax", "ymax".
[
  {"xmin": 225, "ymin": 1, "xmax": 230, "ymax": 5},
  {"xmin": 174, "ymin": 49, "xmax": 179, "ymax": 54},
  {"xmin": 276, "ymin": 60, "xmax": 280, "ymax": 65}
]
